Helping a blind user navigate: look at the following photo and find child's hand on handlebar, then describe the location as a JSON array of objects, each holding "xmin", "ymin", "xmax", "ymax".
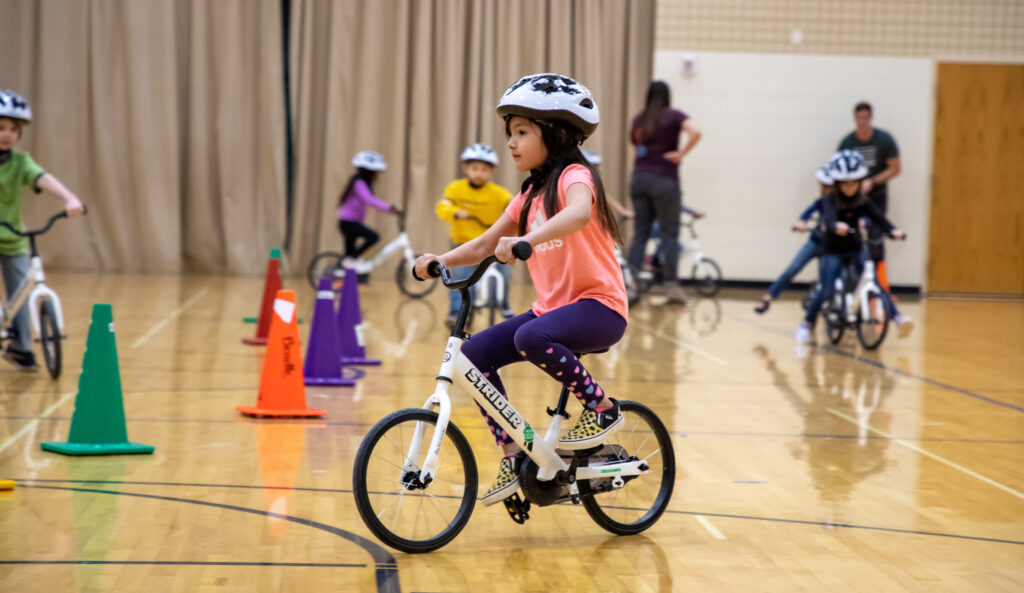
[
  {"xmin": 495, "ymin": 236, "xmax": 527, "ymax": 264},
  {"xmin": 890, "ymin": 229, "xmax": 907, "ymax": 241},
  {"xmin": 413, "ymin": 254, "xmax": 441, "ymax": 280},
  {"xmin": 792, "ymin": 220, "xmax": 808, "ymax": 233},
  {"xmin": 65, "ymin": 196, "xmax": 85, "ymax": 219},
  {"xmin": 834, "ymin": 221, "xmax": 850, "ymax": 236}
]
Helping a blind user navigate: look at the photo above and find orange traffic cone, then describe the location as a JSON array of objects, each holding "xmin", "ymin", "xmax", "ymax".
[
  {"xmin": 237, "ymin": 290, "xmax": 326, "ymax": 418},
  {"xmin": 243, "ymin": 249, "xmax": 283, "ymax": 346}
]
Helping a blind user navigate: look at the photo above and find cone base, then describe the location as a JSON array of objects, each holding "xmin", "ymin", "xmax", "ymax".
[
  {"xmin": 242, "ymin": 336, "xmax": 269, "ymax": 346},
  {"xmin": 341, "ymin": 357, "xmax": 381, "ymax": 366},
  {"xmin": 41, "ymin": 441, "xmax": 155, "ymax": 456},
  {"xmin": 236, "ymin": 405, "xmax": 326, "ymax": 418},
  {"xmin": 0, "ymin": 479, "xmax": 15, "ymax": 490},
  {"xmin": 243, "ymin": 316, "xmax": 259, "ymax": 323},
  {"xmin": 304, "ymin": 376, "xmax": 357, "ymax": 386}
]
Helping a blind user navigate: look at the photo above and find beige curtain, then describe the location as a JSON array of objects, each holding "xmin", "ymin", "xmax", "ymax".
[
  {"xmin": 288, "ymin": 0, "xmax": 655, "ymax": 268},
  {"xmin": 0, "ymin": 0, "xmax": 285, "ymax": 274}
]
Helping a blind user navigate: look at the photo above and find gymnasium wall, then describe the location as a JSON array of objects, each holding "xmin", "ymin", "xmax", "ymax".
[{"xmin": 652, "ymin": 0, "xmax": 1024, "ymax": 288}]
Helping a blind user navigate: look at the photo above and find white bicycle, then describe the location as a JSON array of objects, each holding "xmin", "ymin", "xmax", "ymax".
[
  {"xmin": 0, "ymin": 210, "xmax": 81, "ymax": 378},
  {"xmin": 306, "ymin": 213, "xmax": 438, "ymax": 298},
  {"xmin": 639, "ymin": 215, "xmax": 722, "ymax": 297},
  {"xmin": 352, "ymin": 243, "xmax": 676, "ymax": 553}
]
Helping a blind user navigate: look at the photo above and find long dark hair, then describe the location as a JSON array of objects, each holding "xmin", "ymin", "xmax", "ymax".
[
  {"xmin": 338, "ymin": 168, "xmax": 377, "ymax": 206},
  {"xmin": 505, "ymin": 116, "xmax": 622, "ymax": 245},
  {"xmin": 634, "ymin": 81, "xmax": 671, "ymax": 143}
]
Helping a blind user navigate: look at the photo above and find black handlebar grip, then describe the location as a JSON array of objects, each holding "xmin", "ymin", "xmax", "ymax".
[
  {"xmin": 427, "ymin": 261, "xmax": 442, "ymax": 277},
  {"xmin": 512, "ymin": 241, "xmax": 532, "ymax": 261}
]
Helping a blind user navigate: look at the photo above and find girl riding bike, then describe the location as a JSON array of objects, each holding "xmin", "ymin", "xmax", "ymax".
[
  {"xmin": 415, "ymin": 73, "xmax": 629, "ymax": 507},
  {"xmin": 337, "ymin": 151, "xmax": 403, "ymax": 273}
]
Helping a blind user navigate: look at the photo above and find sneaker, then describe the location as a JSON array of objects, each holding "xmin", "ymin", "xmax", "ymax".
[
  {"xmin": 501, "ymin": 307, "xmax": 515, "ymax": 319},
  {"xmin": 480, "ymin": 452, "xmax": 524, "ymax": 506},
  {"xmin": 895, "ymin": 314, "xmax": 914, "ymax": 338},
  {"xmin": 754, "ymin": 297, "xmax": 771, "ymax": 315},
  {"xmin": 665, "ymin": 286, "xmax": 693, "ymax": 305},
  {"xmin": 2, "ymin": 348, "xmax": 39, "ymax": 372},
  {"xmin": 795, "ymin": 323, "xmax": 812, "ymax": 344},
  {"xmin": 444, "ymin": 314, "xmax": 458, "ymax": 328},
  {"xmin": 559, "ymin": 398, "xmax": 624, "ymax": 450}
]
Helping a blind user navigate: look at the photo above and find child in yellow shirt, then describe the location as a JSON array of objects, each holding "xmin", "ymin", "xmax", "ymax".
[{"xmin": 436, "ymin": 143, "xmax": 512, "ymax": 326}]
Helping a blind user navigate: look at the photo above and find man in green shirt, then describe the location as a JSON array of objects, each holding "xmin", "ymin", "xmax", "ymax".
[{"xmin": 1, "ymin": 89, "xmax": 84, "ymax": 371}]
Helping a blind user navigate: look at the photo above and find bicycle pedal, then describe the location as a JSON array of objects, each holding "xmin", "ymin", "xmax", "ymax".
[{"xmin": 502, "ymin": 492, "xmax": 531, "ymax": 525}]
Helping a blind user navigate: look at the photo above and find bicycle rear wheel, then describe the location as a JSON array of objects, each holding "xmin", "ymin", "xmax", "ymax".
[
  {"xmin": 579, "ymin": 400, "xmax": 675, "ymax": 535},
  {"xmin": 395, "ymin": 256, "xmax": 439, "ymax": 298},
  {"xmin": 856, "ymin": 288, "xmax": 891, "ymax": 350},
  {"xmin": 691, "ymin": 258, "xmax": 722, "ymax": 297},
  {"xmin": 307, "ymin": 252, "xmax": 346, "ymax": 290},
  {"xmin": 38, "ymin": 300, "xmax": 62, "ymax": 379},
  {"xmin": 824, "ymin": 293, "xmax": 845, "ymax": 344},
  {"xmin": 352, "ymin": 408, "xmax": 478, "ymax": 553}
]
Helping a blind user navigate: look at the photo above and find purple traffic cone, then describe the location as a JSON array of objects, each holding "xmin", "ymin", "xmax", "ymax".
[
  {"xmin": 304, "ymin": 277, "xmax": 357, "ymax": 386},
  {"xmin": 338, "ymin": 266, "xmax": 381, "ymax": 365}
]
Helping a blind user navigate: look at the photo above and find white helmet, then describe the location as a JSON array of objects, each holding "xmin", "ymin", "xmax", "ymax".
[
  {"xmin": 815, "ymin": 164, "xmax": 833, "ymax": 186},
  {"xmin": 0, "ymin": 90, "xmax": 32, "ymax": 124},
  {"xmin": 580, "ymin": 149, "xmax": 601, "ymax": 166},
  {"xmin": 352, "ymin": 150, "xmax": 387, "ymax": 171},
  {"xmin": 496, "ymin": 73, "xmax": 599, "ymax": 139},
  {"xmin": 828, "ymin": 150, "xmax": 868, "ymax": 181},
  {"xmin": 460, "ymin": 143, "xmax": 499, "ymax": 166}
]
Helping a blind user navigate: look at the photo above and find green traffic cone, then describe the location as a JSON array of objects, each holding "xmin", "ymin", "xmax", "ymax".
[{"xmin": 41, "ymin": 304, "xmax": 154, "ymax": 456}]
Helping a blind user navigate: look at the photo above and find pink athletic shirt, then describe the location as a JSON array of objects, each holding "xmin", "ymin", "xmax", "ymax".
[{"xmin": 505, "ymin": 164, "xmax": 628, "ymax": 323}]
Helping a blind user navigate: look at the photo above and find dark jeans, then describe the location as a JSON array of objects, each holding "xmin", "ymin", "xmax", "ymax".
[
  {"xmin": 338, "ymin": 220, "xmax": 379, "ymax": 258},
  {"xmin": 768, "ymin": 239, "xmax": 823, "ymax": 299},
  {"xmin": 628, "ymin": 171, "xmax": 682, "ymax": 284},
  {"xmin": 461, "ymin": 299, "xmax": 627, "ymax": 446},
  {"xmin": 804, "ymin": 250, "xmax": 866, "ymax": 324}
]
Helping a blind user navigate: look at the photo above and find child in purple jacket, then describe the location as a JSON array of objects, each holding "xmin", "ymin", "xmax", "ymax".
[{"xmin": 337, "ymin": 151, "xmax": 403, "ymax": 266}]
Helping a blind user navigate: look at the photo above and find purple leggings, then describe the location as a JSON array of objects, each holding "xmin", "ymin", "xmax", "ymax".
[{"xmin": 460, "ymin": 299, "xmax": 627, "ymax": 446}]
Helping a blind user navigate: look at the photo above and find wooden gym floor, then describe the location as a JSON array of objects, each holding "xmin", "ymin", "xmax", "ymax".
[{"xmin": 1, "ymin": 272, "xmax": 1022, "ymax": 592}]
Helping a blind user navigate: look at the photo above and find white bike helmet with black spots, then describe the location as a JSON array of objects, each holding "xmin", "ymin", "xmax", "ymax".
[
  {"xmin": 460, "ymin": 143, "xmax": 499, "ymax": 166},
  {"xmin": 828, "ymin": 150, "xmax": 868, "ymax": 181},
  {"xmin": 815, "ymin": 164, "xmax": 833, "ymax": 186},
  {"xmin": 580, "ymin": 149, "xmax": 601, "ymax": 166},
  {"xmin": 496, "ymin": 73, "xmax": 599, "ymax": 139},
  {"xmin": 0, "ymin": 89, "xmax": 32, "ymax": 124},
  {"xmin": 352, "ymin": 150, "xmax": 387, "ymax": 171}
]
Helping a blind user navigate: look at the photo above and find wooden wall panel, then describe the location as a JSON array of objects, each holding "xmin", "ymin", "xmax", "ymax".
[{"xmin": 928, "ymin": 63, "xmax": 1024, "ymax": 295}]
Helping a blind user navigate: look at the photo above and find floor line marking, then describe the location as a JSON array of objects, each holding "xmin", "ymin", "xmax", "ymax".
[
  {"xmin": 130, "ymin": 288, "xmax": 209, "ymax": 350},
  {"xmin": 0, "ymin": 391, "xmax": 75, "ymax": 455},
  {"xmin": 695, "ymin": 514, "xmax": 726, "ymax": 539},
  {"xmin": 827, "ymin": 408, "xmax": 1024, "ymax": 500},
  {"xmin": 651, "ymin": 328, "xmax": 728, "ymax": 366}
]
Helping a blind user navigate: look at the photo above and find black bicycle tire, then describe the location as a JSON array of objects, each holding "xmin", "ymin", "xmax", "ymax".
[
  {"xmin": 579, "ymin": 400, "xmax": 675, "ymax": 535},
  {"xmin": 856, "ymin": 289, "xmax": 891, "ymax": 350},
  {"xmin": 395, "ymin": 255, "xmax": 439, "ymax": 298},
  {"xmin": 352, "ymin": 408, "xmax": 478, "ymax": 553},
  {"xmin": 39, "ymin": 300, "xmax": 61, "ymax": 379},
  {"xmin": 306, "ymin": 252, "xmax": 345, "ymax": 290},
  {"xmin": 691, "ymin": 258, "xmax": 722, "ymax": 297}
]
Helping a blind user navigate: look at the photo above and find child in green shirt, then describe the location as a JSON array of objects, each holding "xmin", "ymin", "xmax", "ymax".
[{"xmin": 1, "ymin": 89, "xmax": 84, "ymax": 371}]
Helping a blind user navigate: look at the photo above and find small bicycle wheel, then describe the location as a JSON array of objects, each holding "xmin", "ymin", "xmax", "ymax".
[
  {"xmin": 307, "ymin": 252, "xmax": 345, "ymax": 290},
  {"xmin": 395, "ymin": 256, "xmax": 439, "ymax": 298},
  {"xmin": 691, "ymin": 258, "xmax": 722, "ymax": 297},
  {"xmin": 824, "ymin": 295, "xmax": 845, "ymax": 345},
  {"xmin": 38, "ymin": 300, "xmax": 62, "ymax": 379},
  {"xmin": 579, "ymin": 400, "xmax": 675, "ymax": 535},
  {"xmin": 352, "ymin": 408, "xmax": 478, "ymax": 553},
  {"xmin": 856, "ymin": 289, "xmax": 891, "ymax": 350}
]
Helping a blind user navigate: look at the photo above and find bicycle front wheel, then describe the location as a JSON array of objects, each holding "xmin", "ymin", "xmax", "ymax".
[
  {"xmin": 307, "ymin": 252, "xmax": 346, "ymax": 290},
  {"xmin": 38, "ymin": 300, "xmax": 62, "ymax": 379},
  {"xmin": 395, "ymin": 256, "xmax": 439, "ymax": 298},
  {"xmin": 856, "ymin": 289, "xmax": 891, "ymax": 350},
  {"xmin": 824, "ymin": 294, "xmax": 845, "ymax": 345},
  {"xmin": 352, "ymin": 408, "xmax": 478, "ymax": 553},
  {"xmin": 579, "ymin": 400, "xmax": 675, "ymax": 535},
  {"xmin": 691, "ymin": 258, "xmax": 722, "ymax": 297}
]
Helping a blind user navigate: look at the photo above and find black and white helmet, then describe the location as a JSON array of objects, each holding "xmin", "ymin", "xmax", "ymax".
[
  {"xmin": 496, "ymin": 73, "xmax": 599, "ymax": 139},
  {"xmin": 352, "ymin": 150, "xmax": 387, "ymax": 171},
  {"xmin": 828, "ymin": 150, "xmax": 868, "ymax": 181},
  {"xmin": 815, "ymin": 164, "xmax": 833, "ymax": 186},
  {"xmin": 460, "ymin": 143, "xmax": 499, "ymax": 166},
  {"xmin": 580, "ymin": 149, "xmax": 601, "ymax": 166},
  {"xmin": 0, "ymin": 89, "xmax": 32, "ymax": 124}
]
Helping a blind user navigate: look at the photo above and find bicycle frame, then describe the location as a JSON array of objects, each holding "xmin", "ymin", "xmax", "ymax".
[
  {"xmin": 367, "ymin": 232, "xmax": 415, "ymax": 270},
  {"xmin": 471, "ymin": 265, "xmax": 505, "ymax": 308},
  {"xmin": 0, "ymin": 254, "xmax": 64, "ymax": 339}
]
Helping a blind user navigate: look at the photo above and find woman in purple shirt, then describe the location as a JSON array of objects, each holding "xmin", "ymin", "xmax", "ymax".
[
  {"xmin": 338, "ymin": 151, "xmax": 403, "ymax": 261},
  {"xmin": 627, "ymin": 81, "xmax": 702, "ymax": 304}
]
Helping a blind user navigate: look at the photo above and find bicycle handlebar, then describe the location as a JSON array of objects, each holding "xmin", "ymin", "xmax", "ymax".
[
  {"xmin": 414, "ymin": 241, "xmax": 532, "ymax": 289},
  {"xmin": 0, "ymin": 206, "xmax": 87, "ymax": 237}
]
